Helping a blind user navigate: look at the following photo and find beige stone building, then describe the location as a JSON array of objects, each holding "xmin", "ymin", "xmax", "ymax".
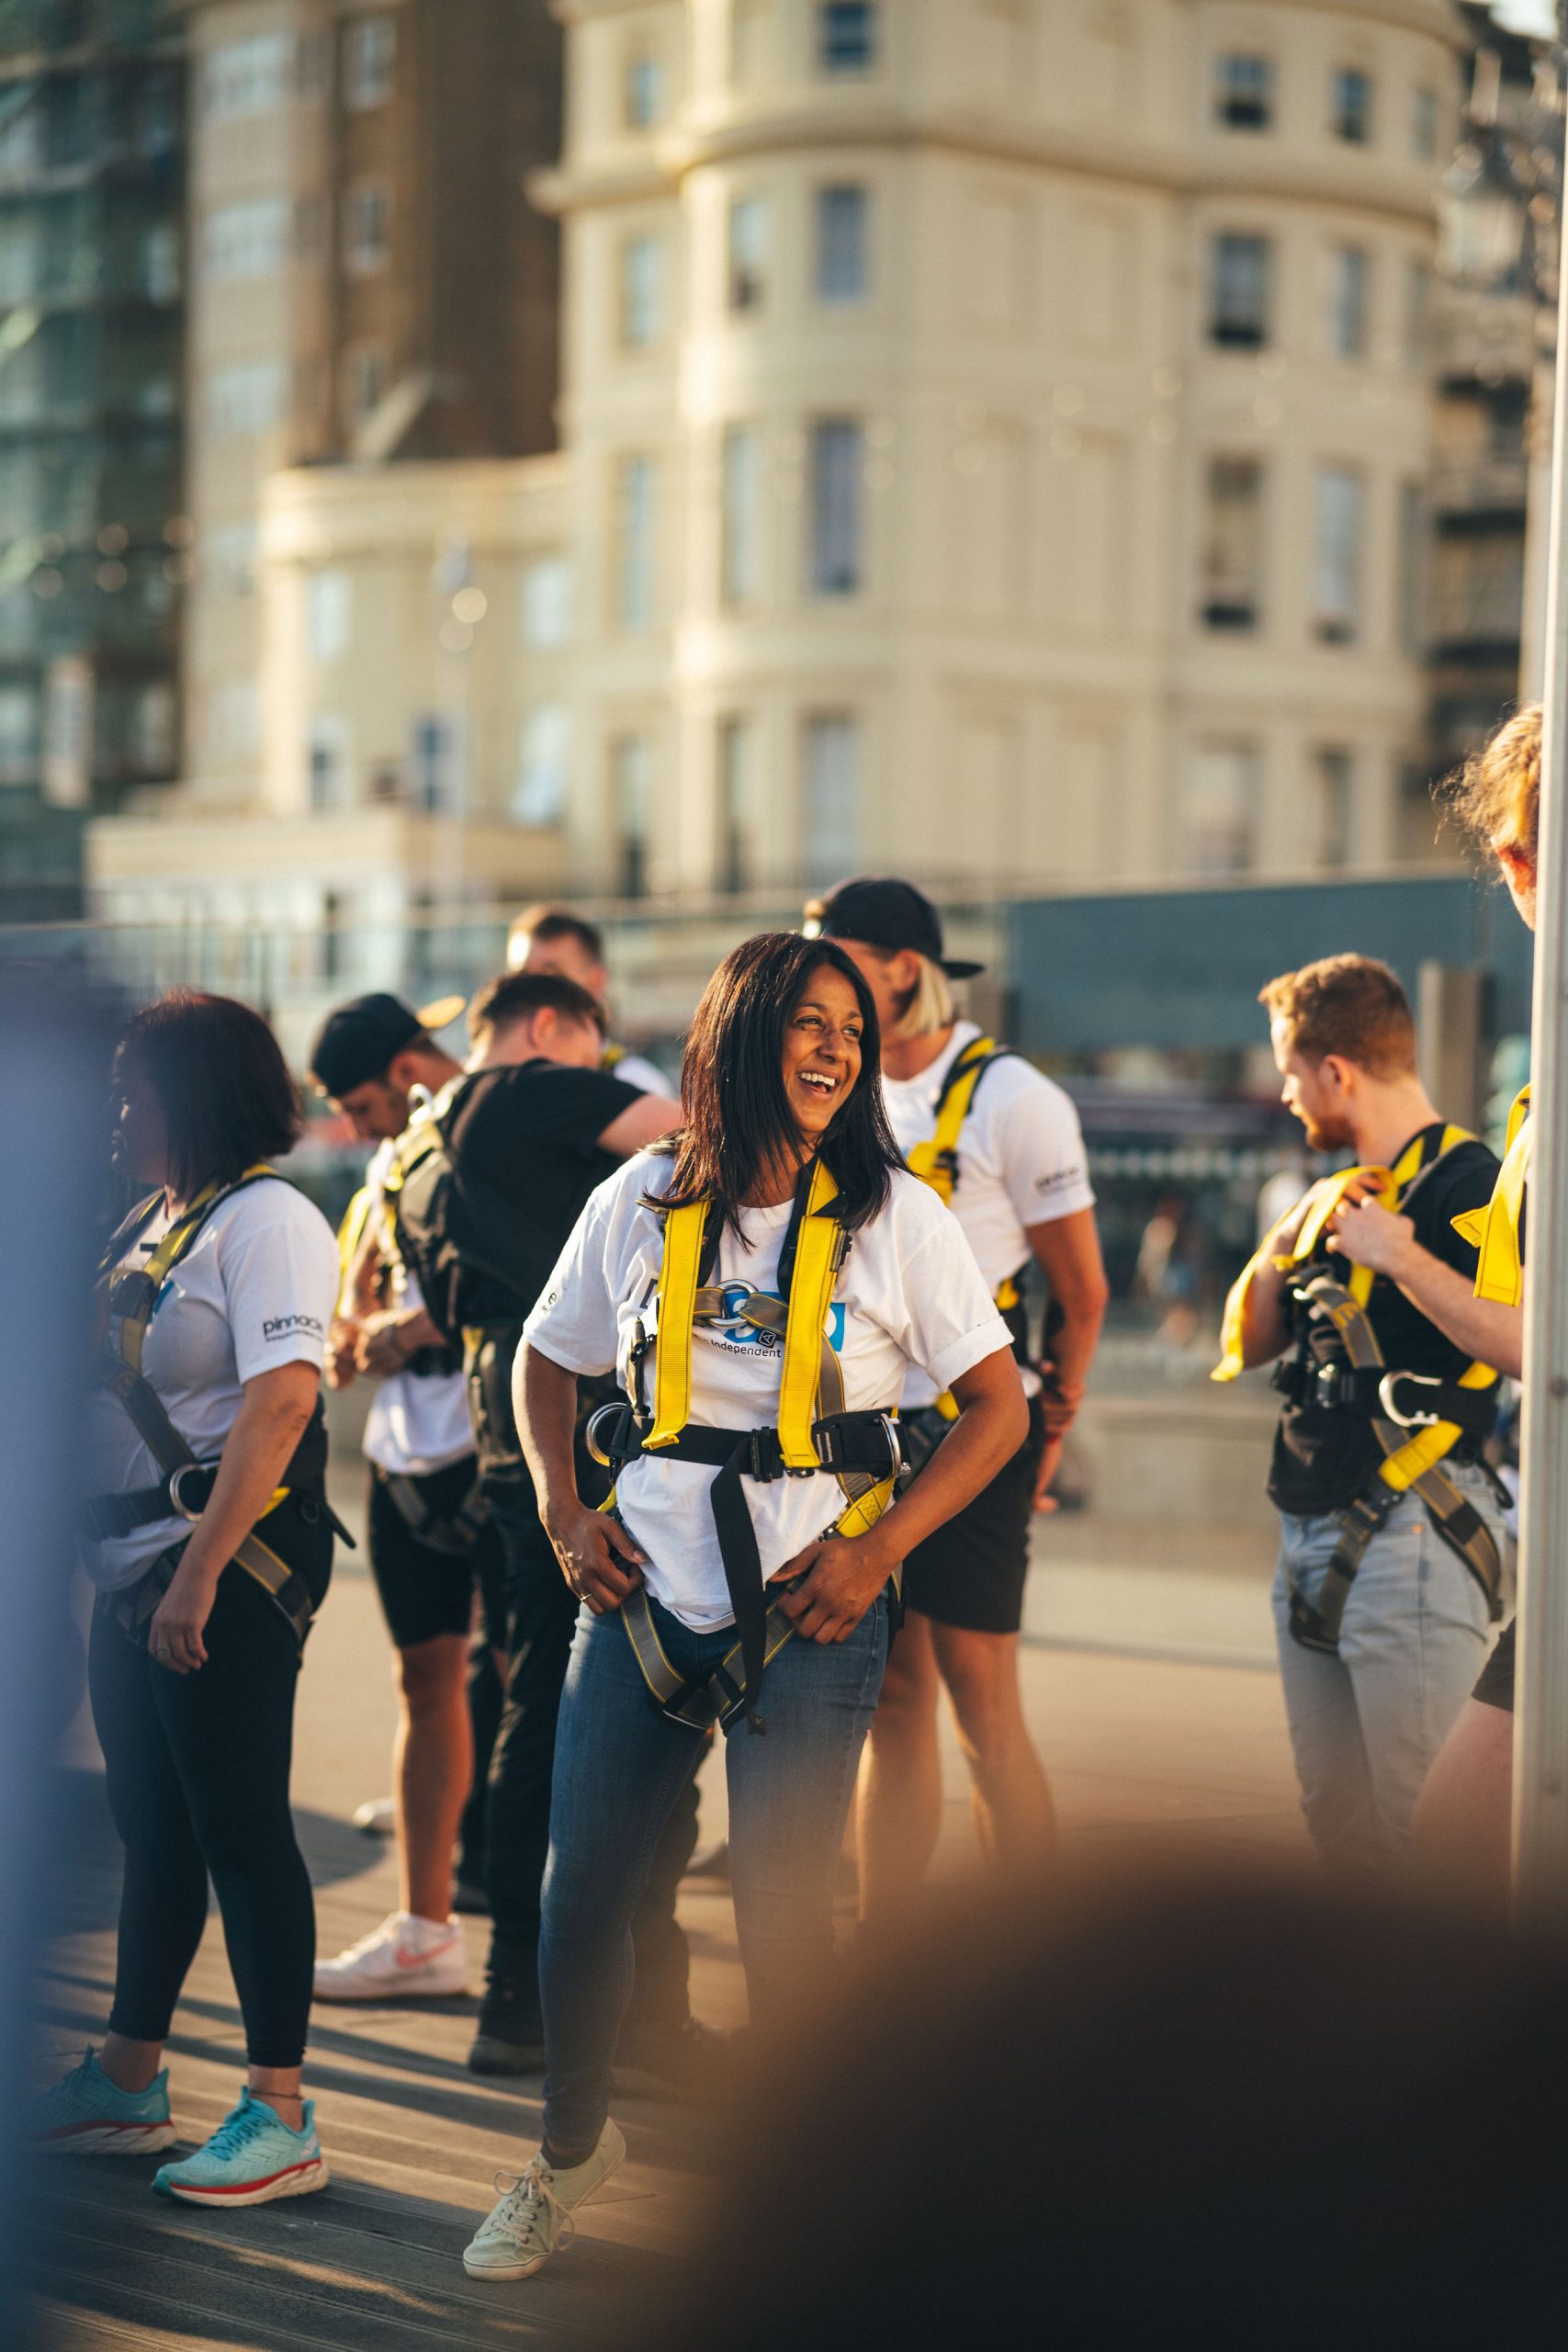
[{"xmin": 91, "ymin": 0, "xmax": 1468, "ymax": 1020}]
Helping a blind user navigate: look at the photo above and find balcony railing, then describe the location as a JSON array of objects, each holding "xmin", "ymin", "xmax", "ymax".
[{"xmin": 1428, "ymin": 453, "xmax": 1530, "ymax": 515}]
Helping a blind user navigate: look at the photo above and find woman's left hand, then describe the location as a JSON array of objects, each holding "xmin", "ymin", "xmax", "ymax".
[
  {"xmin": 147, "ymin": 1560, "xmax": 219, "ymax": 1675},
  {"xmin": 774, "ymin": 1534, "xmax": 894, "ymax": 1644}
]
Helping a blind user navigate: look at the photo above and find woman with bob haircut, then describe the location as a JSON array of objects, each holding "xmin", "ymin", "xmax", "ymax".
[
  {"xmin": 32, "ymin": 989, "xmax": 343, "ymax": 2209},
  {"xmin": 460, "ymin": 931, "xmax": 1029, "ymax": 2285}
]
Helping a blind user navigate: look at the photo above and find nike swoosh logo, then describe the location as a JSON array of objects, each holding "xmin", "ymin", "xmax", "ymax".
[{"xmin": 394, "ymin": 1938, "xmax": 458, "ymax": 1968}]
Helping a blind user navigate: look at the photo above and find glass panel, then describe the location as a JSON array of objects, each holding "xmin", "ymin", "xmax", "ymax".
[
  {"xmin": 819, "ymin": 2, "xmax": 875, "ymax": 74},
  {"xmin": 728, "ymin": 195, "xmax": 767, "ymax": 311},
  {"xmin": 816, "ymin": 185, "xmax": 868, "ymax": 303},
  {"xmin": 721, "ymin": 424, "xmax": 761, "ymax": 606},
  {"xmin": 1313, "ymin": 466, "xmax": 1363, "ymax": 643},
  {"xmin": 1199, "ymin": 457, "xmax": 1263, "ymax": 630},
  {"xmin": 1209, "ymin": 233, "xmax": 1269, "ymax": 348},
  {"xmin": 1217, "ymin": 53, "xmax": 1271, "ymax": 130},
  {"xmin": 802, "ymin": 713, "xmax": 860, "ymax": 885},
  {"xmin": 808, "ymin": 418, "xmax": 863, "ymax": 595}
]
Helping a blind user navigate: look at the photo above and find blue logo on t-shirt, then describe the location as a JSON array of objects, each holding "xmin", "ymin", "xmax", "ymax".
[{"xmin": 706, "ymin": 1283, "xmax": 846, "ymax": 1351}]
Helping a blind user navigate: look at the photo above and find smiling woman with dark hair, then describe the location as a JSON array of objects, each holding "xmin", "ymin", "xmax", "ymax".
[
  {"xmin": 457, "ymin": 932, "xmax": 1029, "ymax": 2288},
  {"xmin": 30, "ymin": 989, "xmax": 342, "ymax": 2211}
]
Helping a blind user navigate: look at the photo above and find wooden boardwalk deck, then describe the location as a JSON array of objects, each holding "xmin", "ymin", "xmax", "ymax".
[{"xmin": 29, "ymin": 1545, "xmax": 1305, "ymax": 2350}]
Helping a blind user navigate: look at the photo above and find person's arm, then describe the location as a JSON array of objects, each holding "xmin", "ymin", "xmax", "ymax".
[
  {"xmin": 1220, "ymin": 1184, "xmax": 1325, "ymax": 1370},
  {"xmin": 145, "ymin": 1361, "xmax": 321, "ymax": 1673},
  {"xmin": 777, "ymin": 1347, "xmax": 1029, "ymax": 1645},
  {"xmin": 597, "ymin": 1091, "xmax": 681, "ymax": 1159},
  {"xmin": 516, "ymin": 1342, "xmax": 649, "ymax": 1611},
  {"xmin": 1326, "ymin": 1199, "xmax": 1524, "ymax": 1378},
  {"xmin": 1025, "ymin": 1206, "xmax": 1110, "ymax": 1511},
  {"xmin": 354, "ymin": 1303, "xmax": 446, "ymax": 1375}
]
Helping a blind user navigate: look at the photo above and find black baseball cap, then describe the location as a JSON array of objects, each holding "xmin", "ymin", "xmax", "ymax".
[
  {"xmin": 803, "ymin": 876, "xmax": 984, "ymax": 979},
  {"xmin": 310, "ymin": 991, "xmax": 466, "ymax": 1099}
]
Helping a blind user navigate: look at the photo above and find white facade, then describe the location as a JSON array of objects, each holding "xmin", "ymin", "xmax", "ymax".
[{"xmin": 94, "ymin": 0, "xmax": 1465, "ymax": 931}]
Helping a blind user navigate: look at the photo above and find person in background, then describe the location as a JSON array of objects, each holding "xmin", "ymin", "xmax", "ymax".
[
  {"xmin": 506, "ymin": 902, "xmax": 668, "ymax": 1093},
  {"xmin": 31, "ymin": 990, "xmax": 340, "ymax": 2208},
  {"xmin": 306, "ymin": 994, "xmax": 507, "ymax": 2001},
  {"xmin": 804, "ymin": 878, "xmax": 1108, "ymax": 1928},
  {"xmin": 1216, "ymin": 956, "xmax": 1508, "ymax": 1870},
  {"xmin": 1329, "ymin": 707, "xmax": 1538, "ymax": 1899}
]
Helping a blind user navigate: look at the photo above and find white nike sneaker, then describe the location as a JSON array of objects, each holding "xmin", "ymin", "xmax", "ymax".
[
  {"xmin": 312, "ymin": 1911, "xmax": 468, "ymax": 2002},
  {"xmin": 463, "ymin": 2120, "xmax": 626, "ymax": 2282}
]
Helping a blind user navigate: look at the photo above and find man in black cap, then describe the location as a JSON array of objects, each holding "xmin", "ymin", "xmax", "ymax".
[
  {"xmin": 806, "ymin": 878, "xmax": 1109, "ymax": 1925},
  {"xmin": 309, "ymin": 992, "xmax": 504, "ymax": 2003}
]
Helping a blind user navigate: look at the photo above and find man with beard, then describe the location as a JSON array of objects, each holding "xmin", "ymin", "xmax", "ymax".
[{"xmin": 1216, "ymin": 956, "xmax": 1508, "ymax": 1869}]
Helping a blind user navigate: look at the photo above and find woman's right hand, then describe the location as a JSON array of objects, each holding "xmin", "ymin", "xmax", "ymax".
[{"xmin": 545, "ymin": 1501, "xmax": 648, "ymax": 1614}]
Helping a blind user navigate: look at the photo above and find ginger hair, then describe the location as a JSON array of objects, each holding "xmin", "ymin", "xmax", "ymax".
[
  {"xmin": 1258, "ymin": 955, "xmax": 1416, "ymax": 1080},
  {"xmin": 1449, "ymin": 703, "xmax": 1541, "ymax": 858}
]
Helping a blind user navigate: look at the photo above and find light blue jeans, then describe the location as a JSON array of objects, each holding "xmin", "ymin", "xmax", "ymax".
[{"xmin": 1272, "ymin": 1463, "xmax": 1504, "ymax": 1871}]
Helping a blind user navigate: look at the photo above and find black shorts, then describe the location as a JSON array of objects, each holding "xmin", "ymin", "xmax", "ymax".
[
  {"xmin": 1472, "ymin": 1615, "xmax": 1517, "ymax": 1713},
  {"xmin": 901, "ymin": 1396, "xmax": 1047, "ymax": 1636},
  {"xmin": 367, "ymin": 1457, "xmax": 507, "ymax": 1653}
]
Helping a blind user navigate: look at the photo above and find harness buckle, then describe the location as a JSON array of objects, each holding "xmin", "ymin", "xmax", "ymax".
[
  {"xmin": 585, "ymin": 1400, "xmax": 633, "ymax": 1468},
  {"xmin": 167, "ymin": 1463, "xmax": 212, "ymax": 1521},
  {"xmin": 1377, "ymin": 1371, "xmax": 1447, "ymax": 1430},
  {"xmin": 876, "ymin": 1413, "xmax": 905, "ymax": 1482}
]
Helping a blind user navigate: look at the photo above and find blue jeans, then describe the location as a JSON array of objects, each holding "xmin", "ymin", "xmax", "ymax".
[
  {"xmin": 1272, "ymin": 1464, "xmax": 1503, "ymax": 1870},
  {"xmin": 538, "ymin": 1589, "xmax": 888, "ymax": 2157}
]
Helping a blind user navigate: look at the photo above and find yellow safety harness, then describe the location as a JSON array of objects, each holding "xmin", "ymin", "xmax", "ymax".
[
  {"xmin": 1451, "ymin": 1085, "xmax": 1531, "ymax": 1306},
  {"xmin": 87, "ymin": 1170, "xmax": 332, "ymax": 1647},
  {"xmin": 588, "ymin": 1158, "xmax": 902, "ymax": 1731},
  {"xmin": 1214, "ymin": 1126, "xmax": 1504, "ymax": 1649},
  {"xmin": 905, "ymin": 1034, "xmax": 1030, "ymax": 1421}
]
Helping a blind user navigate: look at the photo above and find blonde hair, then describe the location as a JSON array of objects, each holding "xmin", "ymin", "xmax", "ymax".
[
  {"xmin": 886, "ymin": 952, "xmax": 955, "ymax": 1044},
  {"xmin": 1450, "ymin": 704, "xmax": 1541, "ymax": 858}
]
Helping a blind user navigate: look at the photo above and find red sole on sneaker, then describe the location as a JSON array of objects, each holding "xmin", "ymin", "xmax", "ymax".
[{"xmin": 158, "ymin": 2157, "xmax": 329, "ymax": 2208}]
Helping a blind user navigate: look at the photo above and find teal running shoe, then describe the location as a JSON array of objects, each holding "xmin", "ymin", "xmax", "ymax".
[
  {"xmin": 30, "ymin": 2046, "xmax": 175, "ymax": 2156},
  {"xmin": 153, "ymin": 2086, "xmax": 328, "ymax": 2209}
]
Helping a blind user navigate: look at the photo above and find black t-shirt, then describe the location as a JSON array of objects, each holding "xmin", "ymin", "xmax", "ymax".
[
  {"xmin": 1268, "ymin": 1127, "xmax": 1502, "ymax": 1519},
  {"xmin": 412, "ymin": 1059, "xmax": 643, "ymax": 1341}
]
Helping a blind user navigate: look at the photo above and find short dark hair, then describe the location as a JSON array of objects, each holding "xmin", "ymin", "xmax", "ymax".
[
  {"xmin": 651, "ymin": 933, "xmax": 901, "ymax": 1241},
  {"xmin": 117, "ymin": 989, "xmax": 301, "ymax": 1197},
  {"xmin": 1258, "ymin": 955, "xmax": 1416, "ymax": 1079},
  {"xmin": 507, "ymin": 903, "xmax": 604, "ymax": 966},
  {"xmin": 468, "ymin": 968, "xmax": 607, "ymax": 1040}
]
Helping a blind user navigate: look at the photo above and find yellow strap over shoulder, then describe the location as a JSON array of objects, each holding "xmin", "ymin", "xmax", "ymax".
[
  {"xmin": 905, "ymin": 1036, "xmax": 998, "ymax": 1208},
  {"xmin": 1461, "ymin": 1086, "xmax": 1531, "ymax": 1307},
  {"xmin": 643, "ymin": 1200, "xmax": 707, "ymax": 1451},
  {"xmin": 777, "ymin": 1160, "xmax": 842, "ymax": 1469}
]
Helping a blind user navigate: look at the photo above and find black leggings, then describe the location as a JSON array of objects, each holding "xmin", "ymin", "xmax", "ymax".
[{"xmin": 88, "ymin": 1508, "xmax": 333, "ymax": 2069}]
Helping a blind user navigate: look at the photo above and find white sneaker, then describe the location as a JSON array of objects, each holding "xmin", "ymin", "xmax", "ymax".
[
  {"xmin": 312, "ymin": 1912, "xmax": 468, "ymax": 2002},
  {"xmin": 462, "ymin": 2120, "xmax": 626, "ymax": 2282}
]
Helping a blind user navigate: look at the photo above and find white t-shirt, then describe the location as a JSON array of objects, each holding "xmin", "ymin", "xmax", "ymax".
[
  {"xmin": 84, "ymin": 1178, "xmax": 340, "ymax": 1593},
  {"xmin": 359, "ymin": 1136, "xmax": 475, "ymax": 1478},
  {"xmin": 880, "ymin": 1023, "xmax": 1095, "ymax": 1408},
  {"xmin": 524, "ymin": 1151, "xmax": 1012, "ymax": 1629}
]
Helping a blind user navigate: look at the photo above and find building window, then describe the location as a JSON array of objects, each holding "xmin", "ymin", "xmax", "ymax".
[
  {"xmin": 816, "ymin": 185, "xmax": 868, "ymax": 304},
  {"xmin": 141, "ymin": 223, "xmax": 180, "ymax": 303},
  {"xmin": 802, "ymin": 714, "xmax": 861, "ymax": 886},
  {"xmin": 728, "ymin": 195, "xmax": 768, "ymax": 311},
  {"xmin": 1404, "ymin": 260, "xmax": 1430, "ymax": 368},
  {"xmin": 1199, "ymin": 457, "xmax": 1264, "ymax": 631},
  {"xmin": 1209, "ymin": 232, "xmax": 1270, "ymax": 349},
  {"xmin": 522, "ymin": 554, "xmax": 572, "ymax": 647},
  {"xmin": 619, "ymin": 233, "xmax": 665, "ymax": 348},
  {"xmin": 1397, "ymin": 481, "xmax": 1426, "ymax": 654},
  {"xmin": 202, "ymin": 34, "xmax": 296, "ymax": 122},
  {"xmin": 808, "ymin": 419, "xmax": 863, "ymax": 595},
  {"xmin": 615, "ymin": 455, "xmax": 658, "ymax": 630},
  {"xmin": 411, "ymin": 714, "xmax": 456, "ymax": 812},
  {"xmin": 625, "ymin": 49, "xmax": 665, "ymax": 128},
  {"xmin": 1216, "ymin": 53, "xmax": 1271, "ymax": 131},
  {"xmin": 614, "ymin": 734, "xmax": 653, "ymax": 897},
  {"xmin": 818, "ymin": 2, "xmax": 875, "ymax": 74},
  {"xmin": 307, "ymin": 569, "xmax": 352, "ymax": 663},
  {"xmin": 514, "ymin": 705, "xmax": 571, "ymax": 826},
  {"xmin": 344, "ymin": 14, "xmax": 396, "ymax": 110},
  {"xmin": 309, "ymin": 717, "xmax": 350, "ymax": 810},
  {"xmin": 1332, "ymin": 67, "xmax": 1372, "ymax": 144},
  {"xmin": 1314, "ymin": 748, "xmax": 1354, "ymax": 869},
  {"xmin": 1327, "ymin": 245, "xmax": 1369, "ymax": 359},
  {"xmin": 1313, "ymin": 465, "xmax": 1363, "ymax": 644},
  {"xmin": 1181, "ymin": 743, "xmax": 1258, "ymax": 875},
  {"xmin": 344, "ymin": 183, "xmax": 390, "ymax": 275},
  {"xmin": 0, "ymin": 684, "xmax": 38, "ymax": 785},
  {"xmin": 721, "ymin": 423, "xmax": 762, "ymax": 607},
  {"xmin": 345, "ymin": 345, "xmax": 389, "ymax": 427},
  {"xmin": 207, "ymin": 360, "xmax": 287, "ymax": 436},
  {"xmin": 1411, "ymin": 85, "xmax": 1438, "ymax": 161},
  {"xmin": 716, "ymin": 716, "xmax": 758, "ymax": 893},
  {"xmin": 204, "ymin": 198, "xmax": 289, "ymax": 284}
]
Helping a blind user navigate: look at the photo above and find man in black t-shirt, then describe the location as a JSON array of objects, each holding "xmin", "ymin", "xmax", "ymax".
[
  {"xmin": 1219, "ymin": 956, "xmax": 1507, "ymax": 1869},
  {"xmin": 390, "ymin": 971, "xmax": 701, "ymax": 2076}
]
